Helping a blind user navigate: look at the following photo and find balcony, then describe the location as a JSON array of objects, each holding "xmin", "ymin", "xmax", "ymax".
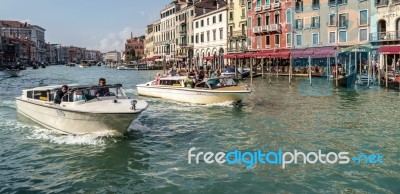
[
  {"xmin": 268, "ymin": 24, "xmax": 281, "ymax": 32},
  {"xmin": 261, "ymin": 25, "xmax": 269, "ymax": 32},
  {"xmin": 312, "ymin": 3, "xmax": 320, "ymax": 9},
  {"xmin": 263, "ymin": 4, "xmax": 271, "ymax": 10},
  {"xmin": 230, "ymin": 30, "xmax": 247, "ymax": 38},
  {"xmin": 179, "ymin": 17, "xmax": 187, "ymax": 24},
  {"xmin": 179, "ymin": 42, "xmax": 187, "ymax": 47},
  {"xmin": 394, "ymin": 0, "xmax": 400, "ymax": 4},
  {"xmin": 229, "ymin": 2, "xmax": 234, "ymax": 9},
  {"xmin": 272, "ymin": 2, "xmax": 281, "ymax": 9},
  {"xmin": 375, "ymin": 0, "xmax": 388, "ymax": 7},
  {"xmin": 240, "ymin": 0, "xmax": 245, "ymax": 6},
  {"xmin": 179, "ymin": 29, "xmax": 187, "ymax": 34},
  {"xmin": 255, "ymin": 6, "xmax": 262, "ymax": 12},
  {"xmin": 370, "ymin": 31, "xmax": 400, "ymax": 42},
  {"xmin": 253, "ymin": 26, "xmax": 262, "ymax": 34}
]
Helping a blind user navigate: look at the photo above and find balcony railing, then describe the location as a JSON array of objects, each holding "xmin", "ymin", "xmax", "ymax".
[
  {"xmin": 272, "ymin": 2, "xmax": 281, "ymax": 9},
  {"xmin": 370, "ymin": 31, "xmax": 400, "ymax": 42},
  {"xmin": 179, "ymin": 42, "xmax": 187, "ymax": 47},
  {"xmin": 394, "ymin": 0, "xmax": 400, "ymax": 4},
  {"xmin": 253, "ymin": 26, "xmax": 262, "ymax": 33},
  {"xmin": 231, "ymin": 30, "xmax": 247, "ymax": 37},
  {"xmin": 229, "ymin": 2, "xmax": 234, "ymax": 9},
  {"xmin": 312, "ymin": 3, "xmax": 320, "ymax": 9},
  {"xmin": 179, "ymin": 29, "xmax": 187, "ymax": 34},
  {"xmin": 262, "ymin": 4, "xmax": 271, "ymax": 10},
  {"xmin": 255, "ymin": 6, "xmax": 262, "ymax": 12},
  {"xmin": 375, "ymin": 0, "xmax": 388, "ymax": 7},
  {"xmin": 268, "ymin": 24, "xmax": 281, "ymax": 32}
]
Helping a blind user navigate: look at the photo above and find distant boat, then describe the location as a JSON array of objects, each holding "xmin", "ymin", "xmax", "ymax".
[
  {"xmin": 79, "ymin": 60, "xmax": 90, "ymax": 68},
  {"xmin": 2, "ymin": 69, "xmax": 21, "ymax": 77},
  {"xmin": 137, "ymin": 76, "xmax": 252, "ymax": 104},
  {"xmin": 334, "ymin": 73, "xmax": 356, "ymax": 87}
]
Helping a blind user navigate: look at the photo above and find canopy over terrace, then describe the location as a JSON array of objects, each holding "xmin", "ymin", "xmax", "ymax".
[
  {"xmin": 341, "ymin": 44, "xmax": 372, "ymax": 53},
  {"xmin": 377, "ymin": 45, "xmax": 400, "ymax": 54}
]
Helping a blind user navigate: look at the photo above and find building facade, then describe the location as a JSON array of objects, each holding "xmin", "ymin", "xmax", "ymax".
[
  {"xmin": 193, "ymin": 0, "xmax": 228, "ymax": 68},
  {"xmin": 124, "ymin": 35, "xmax": 145, "ymax": 62},
  {"xmin": 247, "ymin": 0, "xmax": 292, "ymax": 53},
  {"xmin": 160, "ymin": 2, "xmax": 178, "ymax": 63},
  {"xmin": 227, "ymin": 0, "xmax": 248, "ymax": 53},
  {"xmin": 144, "ymin": 24, "xmax": 155, "ymax": 61},
  {"xmin": 175, "ymin": 2, "xmax": 195, "ymax": 67}
]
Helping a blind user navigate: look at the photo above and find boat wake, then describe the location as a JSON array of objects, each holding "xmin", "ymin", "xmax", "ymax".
[
  {"xmin": 25, "ymin": 126, "xmax": 113, "ymax": 146},
  {"xmin": 0, "ymin": 100, "xmax": 16, "ymax": 109}
]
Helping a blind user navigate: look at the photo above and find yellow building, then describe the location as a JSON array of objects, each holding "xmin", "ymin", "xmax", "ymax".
[{"xmin": 227, "ymin": 0, "xmax": 247, "ymax": 53}]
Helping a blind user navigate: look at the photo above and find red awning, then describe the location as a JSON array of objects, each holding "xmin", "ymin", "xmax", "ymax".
[
  {"xmin": 313, "ymin": 46, "xmax": 337, "ymax": 58},
  {"xmin": 224, "ymin": 54, "xmax": 237, "ymax": 59},
  {"xmin": 254, "ymin": 50, "xmax": 275, "ymax": 58},
  {"xmin": 270, "ymin": 49, "xmax": 290, "ymax": 58},
  {"xmin": 203, "ymin": 56, "xmax": 214, "ymax": 60},
  {"xmin": 377, "ymin": 46, "xmax": 400, "ymax": 54}
]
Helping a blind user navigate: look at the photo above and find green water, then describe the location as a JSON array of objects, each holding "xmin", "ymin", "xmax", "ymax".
[{"xmin": 0, "ymin": 66, "xmax": 398, "ymax": 193}]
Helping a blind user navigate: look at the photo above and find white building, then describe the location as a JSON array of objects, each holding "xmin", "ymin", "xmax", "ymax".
[
  {"xmin": 104, "ymin": 51, "xmax": 121, "ymax": 65},
  {"xmin": 159, "ymin": 3, "xmax": 177, "ymax": 63},
  {"xmin": 193, "ymin": 0, "xmax": 227, "ymax": 69},
  {"xmin": 31, "ymin": 25, "xmax": 46, "ymax": 62}
]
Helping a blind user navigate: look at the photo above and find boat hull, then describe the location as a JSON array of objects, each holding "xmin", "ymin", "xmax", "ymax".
[
  {"xmin": 2, "ymin": 70, "xmax": 21, "ymax": 77},
  {"xmin": 137, "ymin": 85, "xmax": 251, "ymax": 104},
  {"xmin": 16, "ymin": 99, "xmax": 141, "ymax": 136}
]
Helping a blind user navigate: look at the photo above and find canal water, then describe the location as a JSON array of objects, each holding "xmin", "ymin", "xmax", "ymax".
[{"xmin": 0, "ymin": 66, "xmax": 398, "ymax": 193}]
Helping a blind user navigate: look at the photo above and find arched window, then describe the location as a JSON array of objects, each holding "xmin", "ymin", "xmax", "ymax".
[{"xmin": 286, "ymin": 9, "xmax": 292, "ymax": 24}]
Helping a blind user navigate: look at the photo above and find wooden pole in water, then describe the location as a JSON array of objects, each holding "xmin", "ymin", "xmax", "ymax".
[
  {"xmin": 235, "ymin": 56, "xmax": 238, "ymax": 78},
  {"xmin": 368, "ymin": 52, "xmax": 371, "ymax": 87},
  {"xmin": 359, "ymin": 52, "xmax": 362, "ymax": 77},
  {"xmin": 386, "ymin": 54, "xmax": 388, "ymax": 88},
  {"xmin": 327, "ymin": 57, "xmax": 329, "ymax": 80},
  {"xmin": 276, "ymin": 58, "xmax": 279, "ymax": 78},
  {"xmin": 250, "ymin": 57, "xmax": 253, "ymax": 84},
  {"xmin": 261, "ymin": 57, "xmax": 264, "ymax": 79},
  {"xmin": 309, "ymin": 56, "xmax": 312, "ymax": 86},
  {"xmin": 269, "ymin": 57, "xmax": 272, "ymax": 84},
  {"xmin": 289, "ymin": 55, "xmax": 292, "ymax": 85},
  {"xmin": 335, "ymin": 54, "xmax": 338, "ymax": 87}
]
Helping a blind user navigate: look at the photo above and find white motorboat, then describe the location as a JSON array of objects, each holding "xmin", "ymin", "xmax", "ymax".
[
  {"xmin": 2, "ymin": 69, "xmax": 21, "ymax": 77},
  {"xmin": 16, "ymin": 84, "xmax": 148, "ymax": 136},
  {"xmin": 79, "ymin": 60, "xmax": 90, "ymax": 68},
  {"xmin": 136, "ymin": 76, "xmax": 252, "ymax": 104}
]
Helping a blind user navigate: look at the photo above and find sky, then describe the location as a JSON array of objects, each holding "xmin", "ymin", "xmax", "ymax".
[{"xmin": 0, "ymin": 0, "xmax": 172, "ymax": 52}]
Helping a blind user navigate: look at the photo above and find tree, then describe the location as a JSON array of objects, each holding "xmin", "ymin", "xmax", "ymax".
[{"xmin": 129, "ymin": 49, "xmax": 136, "ymax": 62}]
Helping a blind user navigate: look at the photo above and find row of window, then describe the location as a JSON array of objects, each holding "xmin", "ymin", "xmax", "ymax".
[
  {"xmin": 248, "ymin": 29, "xmax": 368, "ymax": 48},
  {"xmin": 194, "ymin": 14, "xmax": 224, "ymax": 29},
  {"xmin": 195, "ymin": 29, "xmax": 225, "ymax": 43},
  {"xmin": 247, "ymin": 9, "xmax": 368, "ymax": 27}
]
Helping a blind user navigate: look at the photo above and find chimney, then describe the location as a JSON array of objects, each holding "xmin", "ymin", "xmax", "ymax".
[
  {"xmin": 203, "ymin": 8, "xmax": 206, "ymax": 14},
  {"xmin": 217, "ymin": 3, "xmax": 219, "ymax": 9}
]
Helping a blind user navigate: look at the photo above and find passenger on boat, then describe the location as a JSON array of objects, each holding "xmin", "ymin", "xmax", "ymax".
[
  {"xmin": 95, "ymin": 78, "xmax": 110, "ymax": 97},
  {"xmin": 207, "ymin": 70, "xmax": 220, "ymax": 88},
  {"xmin": 184, "ymin": 74, "xmax": 194, "ymax": 88},
  {"xmin": 54, "ymin": 85, "xmax": 69, "ymax": 104},
  {"xmin": 154, "ymin": 73, "xmax": 161, "ymax": 85}
]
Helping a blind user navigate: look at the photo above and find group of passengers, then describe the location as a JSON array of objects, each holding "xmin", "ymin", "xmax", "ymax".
[
  {"xmin": 54, "ymin": 78, "xmax": 110, "ymax": 104},
  {"xmin": 154, "ymin": 66, "xmax": 222, "ymax": 88}
]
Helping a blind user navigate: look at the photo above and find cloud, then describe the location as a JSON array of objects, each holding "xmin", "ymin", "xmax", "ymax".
[{"xmin": 96, "ymin": 27, "xmax": 140, "ymax": 53}]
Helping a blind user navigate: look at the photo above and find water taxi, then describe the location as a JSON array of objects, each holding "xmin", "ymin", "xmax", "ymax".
[
  {"xmin": 136, "ymin": 76, "xmax": 251, "ymax": 104},
  {"xmin": 16, "ymin": 84, "xmax": 148, "ymax": 136}
]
